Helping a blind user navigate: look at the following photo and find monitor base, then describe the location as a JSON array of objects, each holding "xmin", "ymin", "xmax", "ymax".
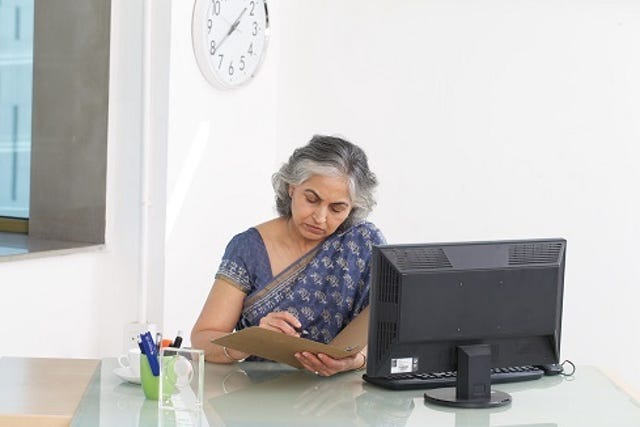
[{"xmin": 424, "ymin": 388, "xmax": 512, "ymax": 409}]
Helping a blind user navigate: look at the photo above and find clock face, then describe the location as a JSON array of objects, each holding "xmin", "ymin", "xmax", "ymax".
[{"xmin": 192, "ymin": 0, "xmax": 269, "ymax": 89}]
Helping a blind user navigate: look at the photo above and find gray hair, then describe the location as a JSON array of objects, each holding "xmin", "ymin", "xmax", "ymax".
[{"xmin": 272, "ymin": 135, "xmax": 378, "ymax": 230}]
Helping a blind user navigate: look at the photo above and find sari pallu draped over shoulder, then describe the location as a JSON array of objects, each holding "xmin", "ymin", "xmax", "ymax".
[{"xmin": 215, "ymin": 222, "xmax": 386, "ymax": 347}]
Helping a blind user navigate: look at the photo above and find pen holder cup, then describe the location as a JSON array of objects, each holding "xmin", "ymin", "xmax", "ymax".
[
  {"xmin": 140, "ymin": 356, "xmax": 176, "ymax": 400},
  {"xmin": 158, "ymin": 347, "xmax": 205, "ymax": 414}
]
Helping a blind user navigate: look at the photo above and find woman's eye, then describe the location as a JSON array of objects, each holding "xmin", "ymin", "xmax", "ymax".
[
  {"xmin": 331, "ymin": 206, "xmax": 347, "ymax": 213},
  {"xmin": 305, "ymin": 196, "xmax": 318, "ymax": 204}
]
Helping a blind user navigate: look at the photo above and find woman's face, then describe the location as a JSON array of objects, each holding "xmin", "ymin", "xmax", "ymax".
[{"xmin": 289, "ymin": 174, "xmax": 352, "ymax": 242}]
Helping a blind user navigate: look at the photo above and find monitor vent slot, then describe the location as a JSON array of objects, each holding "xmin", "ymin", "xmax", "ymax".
[
  {"xmin": 377, "ymin": 259, "xmax": 400, "ymax": 304},
  {"xmin": 509, "ymin": 242, "xmax": 563, "ymax": 265},
  {"xmin": 387, "ymin": 247, "xmax": 452, "ymax": 271},
  {"xmin": 376, "ymin": 321, "xmax": 397, "ymax": 365}
]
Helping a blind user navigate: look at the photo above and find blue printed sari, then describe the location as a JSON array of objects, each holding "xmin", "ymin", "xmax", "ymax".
[{"xmin": 215, "ymin": 222, "xmax": 386, "ymax": 348}]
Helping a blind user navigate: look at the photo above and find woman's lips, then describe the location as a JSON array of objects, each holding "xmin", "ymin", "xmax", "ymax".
[{"xmin": 304, "ymin": 224, "xmax": 325, "ymax": 234}]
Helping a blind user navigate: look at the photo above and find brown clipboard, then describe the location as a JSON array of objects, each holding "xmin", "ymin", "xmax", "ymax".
[{"xmin": 212, "ymin": 307, "xmax": 369, "ymax": 369}]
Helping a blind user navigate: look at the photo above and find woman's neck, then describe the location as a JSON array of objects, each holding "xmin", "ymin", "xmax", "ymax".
[{"xmin": 283, "ymin": 217, "xmax": 319, "ymax": 254}]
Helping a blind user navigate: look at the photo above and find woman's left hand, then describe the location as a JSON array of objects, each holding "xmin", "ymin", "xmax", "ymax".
[{"xmin": 294, "ymin": 351, "xmax": 364, "ymax": 377}]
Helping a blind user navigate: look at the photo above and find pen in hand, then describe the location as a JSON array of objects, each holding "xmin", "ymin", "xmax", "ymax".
[{"xmin": 294, "ymin": 326, "xmax": 309, "ymax": 336}]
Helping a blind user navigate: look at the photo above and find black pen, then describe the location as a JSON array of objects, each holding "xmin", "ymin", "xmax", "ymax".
[
  {"xmin": 172, "ymin": 330, "xmax": 183, "ymax": 348},
  {"xmin": 294, "ymin": 326, "xmax": 309, "ymax": 336}
]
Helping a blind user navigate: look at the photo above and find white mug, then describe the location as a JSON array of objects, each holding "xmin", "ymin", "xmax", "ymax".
[{"xmin": 118, "ymin": 348, "xmax": 141, "ymax": 377}]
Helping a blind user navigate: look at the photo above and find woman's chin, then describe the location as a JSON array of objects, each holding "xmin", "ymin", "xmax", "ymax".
[{"xmin": 301, "ymin": 226, "xmax": 327, "ymax": 240}]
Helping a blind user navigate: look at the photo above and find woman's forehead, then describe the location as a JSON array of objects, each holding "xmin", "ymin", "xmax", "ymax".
[{"xmin": 299, "ymin": 175, "xmax": 352, "ymax": 202}]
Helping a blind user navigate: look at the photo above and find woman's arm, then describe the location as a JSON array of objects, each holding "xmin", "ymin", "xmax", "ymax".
[
  {"xmin": 191, "ymin": 279, "xmax": 251, "ymax": 363},
  {"xmin": 192, "ymin": 278, "xmax": 309, "ymax": 363}
]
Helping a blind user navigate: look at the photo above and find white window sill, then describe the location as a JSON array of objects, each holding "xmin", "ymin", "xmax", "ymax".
[{"xmin": 0, "ymin": 232, "xmax": 104, "ymax": 262}]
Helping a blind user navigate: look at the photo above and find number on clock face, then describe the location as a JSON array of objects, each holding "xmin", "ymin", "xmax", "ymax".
[{"xmin": 197, "ymin": 0, "xmax": 268, "ymax": 88}]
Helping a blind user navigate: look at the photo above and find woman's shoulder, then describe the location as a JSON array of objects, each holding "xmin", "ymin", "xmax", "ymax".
[
  {"xmin": 228, "ymin": 226, "xmax": 262, "ymax": 243},
  {"xmin": 253, "ymin": 217, "xmax": 283, "ymax": 240},
  {"xmin": 338, "ymin": 221, "xmax": 386, "ymax": 246},
  {"xmin": 224, "ymin": 227, "xmax": 264, "ymax": 256}
]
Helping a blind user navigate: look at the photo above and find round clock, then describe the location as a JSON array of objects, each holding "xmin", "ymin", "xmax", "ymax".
[{"xmin": 191, "ymin": 0, "xmax": 269, "ymax": 89}]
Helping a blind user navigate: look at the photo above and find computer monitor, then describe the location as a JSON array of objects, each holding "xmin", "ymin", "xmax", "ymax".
[{"xmin": 364, "ymin": 238, "xmax": 566, "ymax": 408}]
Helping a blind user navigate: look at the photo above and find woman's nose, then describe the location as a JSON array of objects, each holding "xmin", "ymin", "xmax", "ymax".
[{"xmin": 312, "ymin": 206, "xmax": 327, "ymax": 223}]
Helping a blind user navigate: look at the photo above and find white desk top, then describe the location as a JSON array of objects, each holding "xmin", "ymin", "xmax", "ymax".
[
  {"xmin": 67, "ymin": 359, "xmax": 640, "ymax": 427},
  {"xmin": 0, "ymin": 357, "xmax": 100, "ymax": 427}
]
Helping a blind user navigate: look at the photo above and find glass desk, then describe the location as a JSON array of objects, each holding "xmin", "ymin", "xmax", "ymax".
[{"xmin": 72, "ymin": 359, "xmax": 640, "ymax": 427}]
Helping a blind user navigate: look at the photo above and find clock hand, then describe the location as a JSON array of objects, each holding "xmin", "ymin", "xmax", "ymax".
[
  {"xmin": 213, "ymin": 7, "xmax": 247, "ymax": 54},
  {"xmin": 227, "ymin": 7, "xmax": 247, "ymax": 36}
]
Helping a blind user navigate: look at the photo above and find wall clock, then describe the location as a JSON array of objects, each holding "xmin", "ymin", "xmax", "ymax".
[{"xmin": 191, "ymin": 0, "xmax": 269, "ymax": 89}]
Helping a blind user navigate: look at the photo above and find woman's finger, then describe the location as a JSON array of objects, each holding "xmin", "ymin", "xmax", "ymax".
[
  {"xmin": 259, "ymin": 312, "xmax": 301, "ymax": 335},
  {"xmin": 296, "ymin": 352, "xmax": 351, "ymax": 376}
]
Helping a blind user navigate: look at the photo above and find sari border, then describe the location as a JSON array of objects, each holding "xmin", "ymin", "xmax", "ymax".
[
  {"xmin": 244, "ymin": 245, "xmax": 321, "ymax": 309},
  {"xmin": 215, "ymin": 274, "xmax": 250, "ymax": 294}
]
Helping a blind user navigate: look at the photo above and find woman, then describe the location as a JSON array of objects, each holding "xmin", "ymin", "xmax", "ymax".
[{"xmin": 191, "ymin": 135, "xmax": 385, "ymax": 376}]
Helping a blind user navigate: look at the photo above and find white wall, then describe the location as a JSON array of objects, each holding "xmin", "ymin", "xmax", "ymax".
[{"xmin": 1, "ymin": 0, "xmax": 638, "ymax": 394}]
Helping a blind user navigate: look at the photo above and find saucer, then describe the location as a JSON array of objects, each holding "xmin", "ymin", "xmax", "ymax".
[{"xmin": 114, "ymin": 367, "xmax": 141, "ymax": 384}]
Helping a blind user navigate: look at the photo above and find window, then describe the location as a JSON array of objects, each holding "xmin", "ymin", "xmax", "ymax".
[
  {"xmin": 0, "ymin": 0, "xmax": 33, "ymax": 229},
  {"xmin": 0, "ymin": 0, "xmax": 109, "ymax": 256}
]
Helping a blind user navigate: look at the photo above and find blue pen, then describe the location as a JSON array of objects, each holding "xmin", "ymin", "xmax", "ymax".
[{"xmin": 140, "ymin": 331, "xmax": 160, "ymax": 376}]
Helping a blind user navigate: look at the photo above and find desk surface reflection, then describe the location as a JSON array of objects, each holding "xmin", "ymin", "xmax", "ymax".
[{"xmin": 73, "ymin": 359, "xmax": 640, "ymax": 427}]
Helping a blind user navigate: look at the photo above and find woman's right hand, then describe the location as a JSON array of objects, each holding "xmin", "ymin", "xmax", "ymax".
[{"xmin": 259, "ymin": 311, "xmax": 303, "ymax": 336}]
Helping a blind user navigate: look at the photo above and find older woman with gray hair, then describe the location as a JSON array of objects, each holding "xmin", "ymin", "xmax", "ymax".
[{"xmin": 191, "ymin": 135, "xmax": 385, "ymax": 376}]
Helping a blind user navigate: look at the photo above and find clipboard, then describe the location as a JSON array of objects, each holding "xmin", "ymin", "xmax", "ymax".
[{"xmin": 212, "ymin": 307, "xmax": 369, "ymax": 369}]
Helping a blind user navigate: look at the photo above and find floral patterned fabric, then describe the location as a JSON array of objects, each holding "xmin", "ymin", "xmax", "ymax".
[{"xmin": 215, "ymin": 222, "xmax": 386, "ymax": 349}]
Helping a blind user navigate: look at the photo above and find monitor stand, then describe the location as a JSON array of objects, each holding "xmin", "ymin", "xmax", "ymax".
[{"xmin": 424, "ymin": 344, "xmax": 512, "ymax": 408}]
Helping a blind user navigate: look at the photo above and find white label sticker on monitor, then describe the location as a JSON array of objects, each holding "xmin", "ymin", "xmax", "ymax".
[{"xmin": 390, "ymin": 357, "xmax": 417, "ymax": 374}]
